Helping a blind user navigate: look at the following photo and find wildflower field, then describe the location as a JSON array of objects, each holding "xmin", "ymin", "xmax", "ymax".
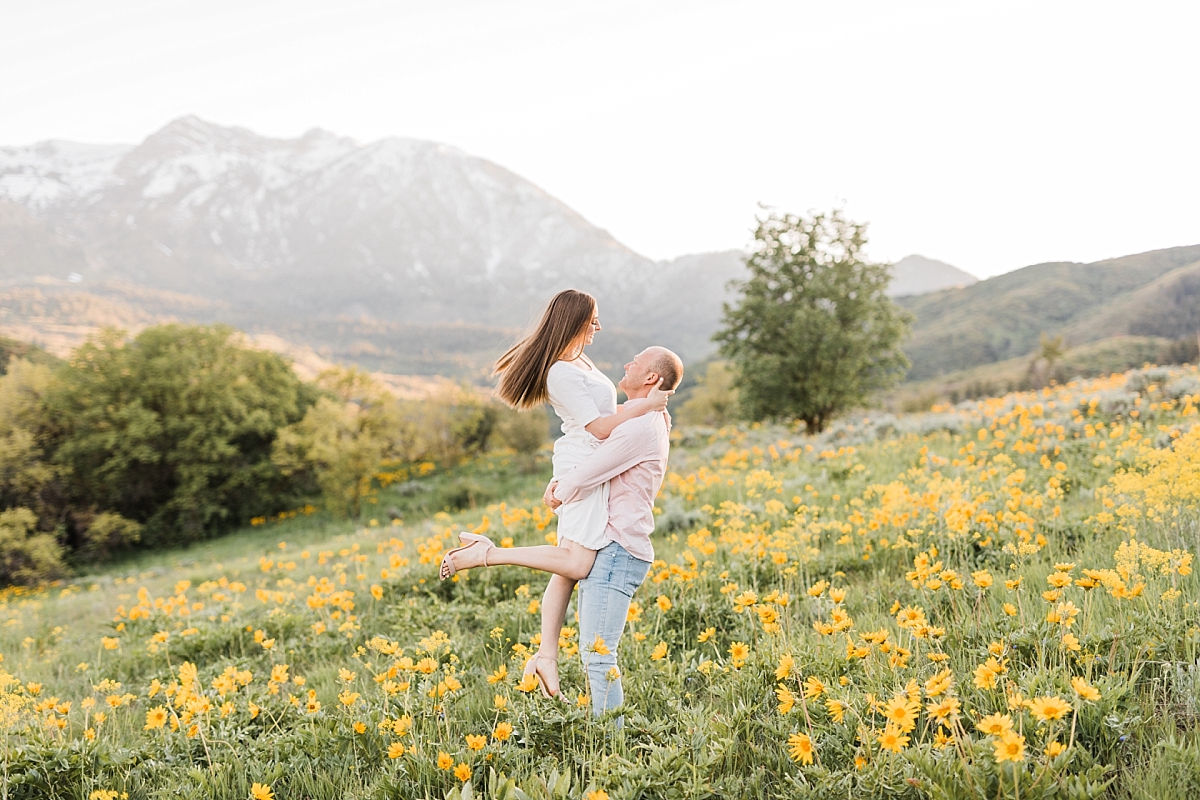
[{"xmin": 4, "ymin": 365, "xmax": 1200, "ymax": 800}]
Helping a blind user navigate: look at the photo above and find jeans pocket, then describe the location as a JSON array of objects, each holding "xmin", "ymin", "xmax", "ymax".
[{"xmin": 619, "ymin": 555, "xmax": 650, "ymax": 597}]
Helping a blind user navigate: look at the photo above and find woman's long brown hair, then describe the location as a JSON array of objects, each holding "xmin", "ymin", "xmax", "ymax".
[{"xmin": 494, "ymin": 289, "xmax": 596, "ymax": 409}]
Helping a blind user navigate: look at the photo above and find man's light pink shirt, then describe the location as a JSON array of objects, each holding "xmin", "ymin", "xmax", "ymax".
[{"xmin": 551, "ymin": 411, "xmax": 670, "ymax": 563}]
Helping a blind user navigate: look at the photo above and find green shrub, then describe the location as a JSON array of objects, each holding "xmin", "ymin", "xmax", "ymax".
[
  {"xmin": 0, "ymin": 359, "xmax": 60, "ymax": 519},
  {"xmin": 273, "ymin": 368, "xmax": 408, "ymax": 518},
  {"xmin": 48, "ymin": 325, "xmax": 311, "ymax": 545},
  {"xmin": 678, "ymin": 361, "xmax": 740, "ymax": 428},
  {"xmin": 496, "ymin": 405, "xmax": 549, "ymax": 468},
  {"xmin": 0, "ymin": 507, "xmax": 64, "ymax": 585},
  {"xmin": 73, "ymin": 510, "xmax": 141, "ymax": 562}
]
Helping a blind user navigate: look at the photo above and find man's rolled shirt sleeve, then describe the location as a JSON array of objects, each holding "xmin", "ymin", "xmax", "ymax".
[{"xmin": 552, "ymin": 421, "xmax": 652, "ymax": 503}]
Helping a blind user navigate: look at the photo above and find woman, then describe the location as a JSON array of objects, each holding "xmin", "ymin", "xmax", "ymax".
[{"xmin": 438, "ymin": 289, "xmax": 670, "ymax": 698}]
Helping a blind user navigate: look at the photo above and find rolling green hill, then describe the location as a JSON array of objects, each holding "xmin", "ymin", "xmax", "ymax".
[
  {"xmin": 898, "ymin": 244, "xmax": 1200, "ymax": 380},
  {"xmin": 1064, "ymin": 258, "xmax": 1200, "ymax": 342}
]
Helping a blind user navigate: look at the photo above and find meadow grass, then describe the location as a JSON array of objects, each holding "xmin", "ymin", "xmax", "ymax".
[{"xmin": 3, "ymin": 366, "xmax": 1200, "ymax": 799}]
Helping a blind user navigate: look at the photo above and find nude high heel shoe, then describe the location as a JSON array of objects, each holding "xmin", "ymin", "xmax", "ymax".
[
  {"xmin": 524, "ymin": 653, "xmax": 566, "ymax": 701},
  {"xmin": 438, "ymin": 532, "xmax": 494, "ymax": 580}
]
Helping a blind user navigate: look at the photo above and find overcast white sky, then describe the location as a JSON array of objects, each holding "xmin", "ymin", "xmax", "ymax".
[{"xmin": 2, "ymin": 0, "xmax": 1197, "ymax": 278}]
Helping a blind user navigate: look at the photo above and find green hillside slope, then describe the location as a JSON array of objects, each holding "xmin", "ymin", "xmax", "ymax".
[
  {"xmin": 1064, "ymin": 258, "xmax": 1200, "ymax": 342},
  {"xmin": 898, "ymin": 244, "xmax": 1200, "ymax": 380}
]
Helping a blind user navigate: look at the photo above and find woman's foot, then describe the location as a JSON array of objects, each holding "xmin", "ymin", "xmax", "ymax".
[
  {"xmin": 439, "ymin": 533, "xmax": 494, "ymax": 580},
  {"xmin": 524, "ymin": 653, "xmax": 563, "ymax": 699}
]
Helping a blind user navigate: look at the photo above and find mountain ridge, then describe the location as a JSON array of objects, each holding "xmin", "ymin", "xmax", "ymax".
[
  {"xmin": 0, "ymin": 117, "xmax": 765, "ymax": 376},
  {"xmin": 6, "ymin": 116, "xmax": 1194, "ymax": 387}
]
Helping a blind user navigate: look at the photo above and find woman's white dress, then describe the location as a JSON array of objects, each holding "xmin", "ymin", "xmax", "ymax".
[{"xmin": 546, "ymin": 359, "xmax": 617, "ymax": 550}]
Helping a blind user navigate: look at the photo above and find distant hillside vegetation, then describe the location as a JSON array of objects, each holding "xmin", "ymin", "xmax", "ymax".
[
  {"xmin": 891, "ymin": 334, "xmax": 1199, "ymax": 411},
  {"xmin": 0, "ymin": 335, "xmax": 56, "ymax": 372},
  {"xmin": 898, "ymin": 244, "xmax": 1200, "ymax": 381}
]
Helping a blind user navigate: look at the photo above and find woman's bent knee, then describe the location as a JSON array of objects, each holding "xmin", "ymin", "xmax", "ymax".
[
  {"xmin": 566, "ymin": 561, "xmax": 593, "ymax": 581},
  {"xmin": 563, "ymin": 544, "xmax": 597, "ymax": 581}
]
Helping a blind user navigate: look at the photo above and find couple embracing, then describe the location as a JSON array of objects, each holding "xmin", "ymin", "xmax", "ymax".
[{"xmin": 440, "ymin": 289, "xmax": 682, "ymax": 719}]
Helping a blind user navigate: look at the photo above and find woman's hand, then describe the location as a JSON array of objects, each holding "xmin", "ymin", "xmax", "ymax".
[
  {"xmin": 624, "ymin": 379, "xmax": 673, "ymax": 415},
  {"xmin": 645, "ymin": 378, "xmax": 674, "ymax": 411},
  {"xmin": 585, "ymin": 379, "xmax": 674, "ymax": 439},
  {"xmin": 543, "ymin": 480, "xmax": 562, "ymax": 510}
]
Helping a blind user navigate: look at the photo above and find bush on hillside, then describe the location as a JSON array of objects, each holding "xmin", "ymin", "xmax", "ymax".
[
  {"xmin": 0, "ymin": 324, "xmax": 542, "ymax": 583},
  {"xmin": 73, "ymin": 510, "xmax": 142, "ymax": 562},
  {"xmin": 273, "ymin": 368, "xmax": 409, "ymax": 517},
  {"xmin": 0, "ymin": 507, "xmax": 64, "ymax": 585},
  {"xmin": 399, "ymin": 385, "xmax": 505, "ymax": 467},
  {"xmin": 677, "ymin": 360, "xmax": 740, "ymax": 428},
  {"xmin": 274, "ymin": 371, "xmax": 523, "ymax": 516},
  {"xmin": 48, "ymin": 325, "xmax": 313, "ymax": 546},
  {"xmin": 495, "ymin": 405, "xmax": 549, "ymax": 471}
]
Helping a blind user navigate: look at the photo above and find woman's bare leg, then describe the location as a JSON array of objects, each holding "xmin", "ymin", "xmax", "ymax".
[
  {"xmin": 463, "ymin": 540, "xmax": 597, "ymax": 581},
  {"xmin": 527, "ymin": 573, "xmax": 576, "ymax": 695},
  {"xmin": 539, "ymin": 574, "xmax": 575, "ymax": 653},
  {"xmin": 443, "ymin": 539, "xmax": 598, "ymax": 697}
]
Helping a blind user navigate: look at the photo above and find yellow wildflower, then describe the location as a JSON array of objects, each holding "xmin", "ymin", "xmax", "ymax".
[
  {"xmin": 877, "ymin": 725, "xmax": 909, "ymax": 753},
  {"xmin": 976, "ymin": 713, "xmax": 1013, "ymax": 736},
  {"xmin": 1029, "ymin": 695, "xmax": 1072, "ymax": 723},
  {"xmin": 787, "ymin": 732, "xmax": 815, "ymax": 764},
  {"xmin": 1071, "ymin": 676, "xmax": 1101, "ymax": 702},
  {"xmin": 993, "ymin": 731, "xmax": 1026, "ymax": 763}
]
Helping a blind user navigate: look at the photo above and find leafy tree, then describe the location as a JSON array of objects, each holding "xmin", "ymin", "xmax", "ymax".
[
  {"xmin": 449, "ymin": 400, "xmax": 500, "ymax": 460},
  {"xmin": 1039, "ymin": 333, "xmax": 1067, "ymax": 366},
  {"xmin": 0, "ymin": 336, "xmax": 58, "ymax": 375},
  {"xmin": 715, "ymin": 210, "xmax": 913, "ymax": 432},
  {"xmin": 1027, "ymin": 333, "xmax": 1068, "ymax": 389},
  {"xmin": 0, "ymin": 358, "xmax": 144, "ymax": 567},
  {"xmin": 0, "ymin": 359, "xmax": 61, "ymax": 521},
  {"xmin": 48, "ymin": 325, "xmax": 311, "ymax": 545},
  {"xmin": 273, "ymin": 368, "xmax": 408, "ymax": 517}
]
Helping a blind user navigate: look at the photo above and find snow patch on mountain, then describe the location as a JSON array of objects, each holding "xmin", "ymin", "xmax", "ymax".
[{"xmin": 0, "ymin": 140, "xmax": 132, "ymax": 209}]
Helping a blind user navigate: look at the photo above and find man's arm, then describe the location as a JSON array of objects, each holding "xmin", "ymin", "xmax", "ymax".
[{"xmin": 552, "ymin": 417, "xmax": 657, "ymax": 504}]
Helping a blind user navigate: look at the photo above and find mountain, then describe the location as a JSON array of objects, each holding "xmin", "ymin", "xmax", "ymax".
[
  {"xmin": 0, "ymin": 116, "xmax": 741, "ymax": 376},
  {"xmin": 6, "ymin": 117, "xmax": 1194, "ymax": 389},
  {"xmin": 887, "ymin": 255, "xmax": 976, "ymax": 296},
  {"xmin": 1, "ymin": 117, "xmax": 641, "ymax": 319},
  {"xmin": 897, "ymin": 244, "xmax": 1200, "ymax": 380}
]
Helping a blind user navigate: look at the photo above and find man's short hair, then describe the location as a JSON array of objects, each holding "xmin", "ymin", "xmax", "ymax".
[{"xmin": 649, "ymin": 347, "xmax": 684, "ymax": 391}]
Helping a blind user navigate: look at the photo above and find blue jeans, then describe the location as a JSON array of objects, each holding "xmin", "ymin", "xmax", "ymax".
[{"xmin": 577, "ymin": 541, "xmax": 651, "ymax": 718}]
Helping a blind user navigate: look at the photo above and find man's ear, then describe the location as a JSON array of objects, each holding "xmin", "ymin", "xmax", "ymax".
[{"xmin": 644, "ymin": 371, "xmax": 661, "ymax": 387}]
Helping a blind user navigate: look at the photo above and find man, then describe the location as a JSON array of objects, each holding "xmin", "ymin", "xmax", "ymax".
[{"xmin": 545, "ymin": 345, "xmax": 683, "ymax": 717}]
